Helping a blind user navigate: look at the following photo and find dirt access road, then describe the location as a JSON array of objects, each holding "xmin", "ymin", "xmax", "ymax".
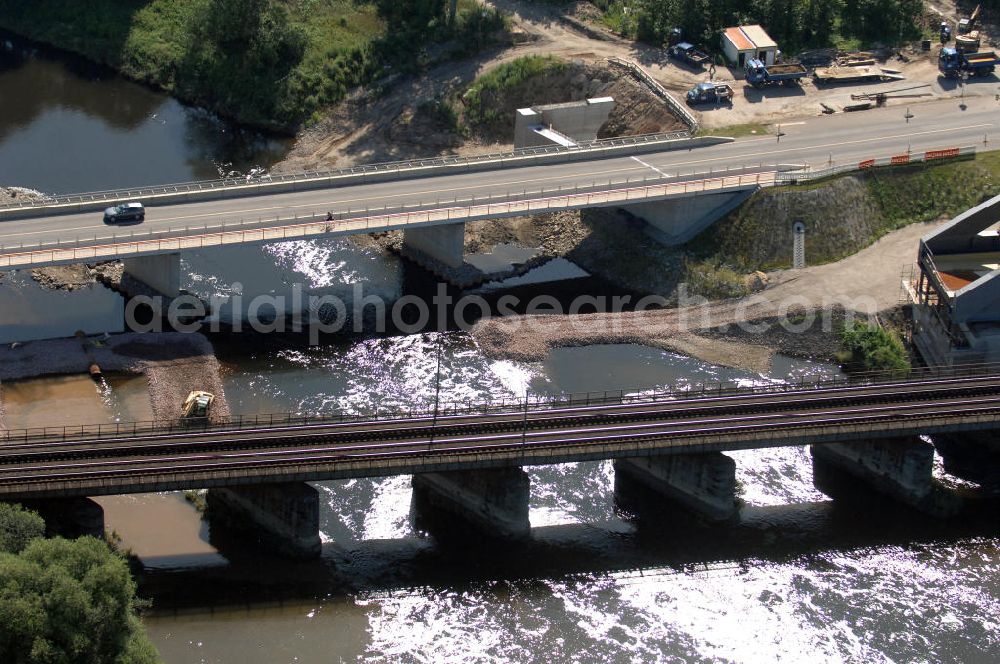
[
  {"xmin": 277, "ymin": 0, "xmax": 1000, "ymax": 173},
  {"xmin": 472, "ymin": 220, "xmax": 936, "ymax": 367}
]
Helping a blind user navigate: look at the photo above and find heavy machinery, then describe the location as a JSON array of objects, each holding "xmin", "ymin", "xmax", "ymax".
[
  {"xmin": 182, "ymin": 391, "xmax": 215, "ymax": 419},
  {"xmin": 745, "ymin": 58, "xmax": 808, "ymax": 87},
  {"xmin": 938, "ymin": 46, "xmax": 999, "ymax": 77},
  {"xmin": 957, "ymin": 4, "xmax": 982, "ymax": 52}
]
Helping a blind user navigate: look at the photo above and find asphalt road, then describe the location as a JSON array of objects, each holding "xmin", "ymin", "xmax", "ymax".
[{"xmin": 0, "ymin": 95, "xmax": 995, "ymax": 256}]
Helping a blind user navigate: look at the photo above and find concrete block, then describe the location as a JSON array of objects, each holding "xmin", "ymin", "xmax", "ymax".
[
  {"xmin": 402, "ymin": 222, "xmax": 465, "ymax": 269},
  {"xmin": 122, "ymin": 252, "xmax": 181, "ymax": 297},
  {"xmin": 811, "ymin": 438, "xmax": 962, "ymax": 517},
  {"xmin": 206, "ymin": 482, "xmax": 321, "ymax": 559},
  {"xmin": 411, "ymin": 467, "xmax": 530, "ymax": 539},
  {"xmin": 613, "ymin": 452, "xmax": 739, "ymax": 522}
]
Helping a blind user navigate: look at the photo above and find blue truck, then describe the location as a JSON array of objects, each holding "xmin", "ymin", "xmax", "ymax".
[
  {"xmin": 668, "ymin": 42, "xmax": 710, "ymax": 68},
  {"xmin": 745, "ymin": 58, "xmax": 809, "ymax": 87},
  {"xmin": 938, "ymin": 46, "xmax": 999, "ymax": 78}
]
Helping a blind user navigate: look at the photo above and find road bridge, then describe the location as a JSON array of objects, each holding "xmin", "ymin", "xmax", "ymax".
[
  {"xmin": 2, "ymin": 370, "xmax": 998, "ymax": 555},
  {"xmin": 0, "ymin": 96, "xmax": 994, "ymax": 292}
]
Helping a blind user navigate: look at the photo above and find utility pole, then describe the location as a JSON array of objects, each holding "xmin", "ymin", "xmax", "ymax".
[{"xmin": 430, "ymin": 335, "xmax": 443, "ymax": 448}]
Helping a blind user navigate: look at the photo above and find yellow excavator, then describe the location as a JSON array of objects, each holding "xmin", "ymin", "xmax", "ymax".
[
  {"xmin": 957, "ymin": 4, "xmax": 982, "ymax": 52},
  {"xmin": 182, "ymin": 391, "xmax": 215, "ymax": 419}
]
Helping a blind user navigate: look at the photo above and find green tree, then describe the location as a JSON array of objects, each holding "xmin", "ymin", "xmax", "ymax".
[
  {"xmin": 0, "ymin": 536, "xmax": 160, "ymax": 664},
  {"xmin": 839, "ymin": 320, "xmax": 911, "ymax": 373},
  {"xmin": 0, "ymin": 503, "xmax": 45, "ymax": 555}
]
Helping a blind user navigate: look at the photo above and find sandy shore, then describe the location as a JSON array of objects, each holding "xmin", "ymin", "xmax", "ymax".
[{"xmin": 0, "ymin": 332, "xmax": 230, "ymax": 427}]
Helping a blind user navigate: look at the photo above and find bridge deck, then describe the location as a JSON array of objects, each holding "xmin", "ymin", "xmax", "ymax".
[{"xmin": 1, "ymin": 374, "xmax": 997, "ymax": 499}]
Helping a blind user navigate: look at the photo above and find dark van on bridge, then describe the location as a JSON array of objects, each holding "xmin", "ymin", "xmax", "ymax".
[{"xmin": 103, "ymin": 201, "xmax": 145, "ymax": 224}]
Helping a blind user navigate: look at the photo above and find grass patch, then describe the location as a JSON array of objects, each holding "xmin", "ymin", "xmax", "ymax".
[
  {"xmin": 0, "ymin": 0, "xmax": 505, "ymax": 132},
  {"xmin": 685, "ymin": 153, "xmax": 999, "ymax": 273},
  {"xmin": 698, "ymin": 123, "xmax": 771, "ymax": 138},
  {"xmin": 461, "ymin": 55, "xmax": 568, "ymax": 131},
  {"xmin": 681, "ymin": 258, "xmax": 751, "ymax": 300}
]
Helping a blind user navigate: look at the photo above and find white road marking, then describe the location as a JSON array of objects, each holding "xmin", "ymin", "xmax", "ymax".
[
  {"xmin": 631, "ymin": 155, "xmax": 668, "ymax": 178},
  {"xmin": 0, "ymin": 121, "xmax": 994, "ymax": 245}
]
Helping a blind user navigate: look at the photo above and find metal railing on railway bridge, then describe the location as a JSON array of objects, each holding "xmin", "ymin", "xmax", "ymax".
[{"xmin": 2, "ymin": 360, "xmax": 999, "ymax": 446}]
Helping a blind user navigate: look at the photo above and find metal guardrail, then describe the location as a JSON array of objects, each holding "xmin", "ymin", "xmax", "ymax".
[
  {"xmin": 0, "ymin": 167, "xmax": 774, "ymax": 268},
  {"xmin": 607, "ymin": 57, "xmax": 699, "ymax": 133},
  {"xmin": 0, "ymin": 130, "xmax": 692, "ymax": 213},
  {"xmin": 2, "ymin": 360, "xmax": 999, "ymax": 445},
  {"xmin": 775, "ymin": 145, "xmax": 977, "ymax": 184}
]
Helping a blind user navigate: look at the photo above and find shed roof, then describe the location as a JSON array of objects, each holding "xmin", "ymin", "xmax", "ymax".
[
  {"xmin": 723, "ymin": 27, "xmax": 754, "ymax": 51},
  {"xmin": 740, "ymin": 24, "xmax": 777, "ymax": 50}
]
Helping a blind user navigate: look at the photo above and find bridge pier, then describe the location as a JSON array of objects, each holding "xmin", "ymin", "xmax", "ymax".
[
  {"xmin": 932, "ymin": 431, "xmax": 1000, "ymax": 495},
  {"xmin": 206, "ymin": 482, "xmax": 321, "ymax": 559},
  {"xmin": 402, "ymin": 223, "xmax": 465, "ymax": 270},
  {"xmin": 613, "ymin": 452, "xmax": 739, "ymax": 522},
  {"xmin": 411, "ymin": 467, "xmax": 530, "ymax": 539},
  {"xmin": 811, "ymin": 438, "xmax": 961, "ymax": 517},
  {"xmin": 122, "ymin": 252, "xmax": 181, "ymax": 298},
  {"xmin": 19, "ymin": 497, "xmax": 105, "ymax": 539}
]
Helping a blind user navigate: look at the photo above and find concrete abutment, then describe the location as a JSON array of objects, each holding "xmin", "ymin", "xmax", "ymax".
[
  {"xmin": 206, "ymin": 482, "xmax": 321, "ymax": 559},
  {"xmin": 122, "ymin": 252, "xmax": 181, "ymax": 298},
  {"xmin": 811, "ymin": 438, "xmax": 961, "ymax": 517},
  {"xmin": 411, "ymin": 467, "xmax": 531, "ymax": 539},
  {"xmin": 626, "ymin": 189, "xmax": 756, "ymax": 246},
  {"xmin": 613, "ymin": 452, "xmax": 739, "ymax": 522}
]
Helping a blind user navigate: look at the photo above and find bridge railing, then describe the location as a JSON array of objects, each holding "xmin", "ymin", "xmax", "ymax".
[
  {"xmin": 2, "ymin": 360, "xmax": 999, "ymax": 445},
  {"xmin": 0, "ymin": 166, "xmax": 775, "ymax": 268},
  {"xmin": 0, "ymin": 130, "xmax": 695, "ymax": 214}
]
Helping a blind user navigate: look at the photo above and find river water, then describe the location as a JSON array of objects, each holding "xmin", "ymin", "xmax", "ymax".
[{"xmin": 1, "ymin": 30, "xmax": 998, "ymax": 664}]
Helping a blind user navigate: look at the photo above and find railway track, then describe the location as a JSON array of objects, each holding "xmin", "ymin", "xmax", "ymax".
[
  {"xmin": 1, "ymin": 374, "xmax": 998, "ymax": 467},
  {"xmin": 0, "ymin": 374, "xmax": 998, "ymax": 496}
]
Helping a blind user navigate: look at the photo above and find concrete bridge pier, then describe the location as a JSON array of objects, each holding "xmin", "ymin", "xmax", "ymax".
[
  {"xmin": 411, "ymin": 467, "xmax": 531, "ymax": 539},
  {"xmin": 613, "ymin": 452, "xmax": 739, "ymax": 522},
  {"xmin": 932, "ymin": 431, "xmax": 1000, "ymax": 494},
  {"xmin": 122, "ymin": 252, "xmax": 181, "ymax": 298},
  {"xmin": 811, "ymin": 438, "xmax": 961, "ymax": 517},
  {"xmin": 206, "ymin": 482, "xmax": 321, "ymax": 559},
  {"xmin": 401, "ymin": 223, "xmax": 466, "ymax": 271},
  {"xmin": 19, "ymin": 497, "xmax": 105, "ymax": 539},
  {"xmin": 624, "ymin": 189, "xmax": 756, "ymax": 246}
]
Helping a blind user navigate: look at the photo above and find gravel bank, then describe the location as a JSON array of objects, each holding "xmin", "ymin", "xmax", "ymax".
[
  {"xmin": 473, "ymin": 221, "xmax": 929, "ymax": 368},
  {"xmin": 0, "ymin": 332, "xmax": 230, "ymax": 426}
]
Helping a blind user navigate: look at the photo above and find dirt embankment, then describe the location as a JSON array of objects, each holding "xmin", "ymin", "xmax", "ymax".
[
  {"xmin": 276, "ymin": 57, "xmax": 686, "ymax": 172},
  {"xmin": 0, "ymin": 333, "xmax": 231, "ymax": 427},
  {"xmin": 472, "ymin": 219, "xmax": 933, "ymax": 369},
  {"xmin": 29, "ymin": 263, "xmax": 124, "ymax": 292}
]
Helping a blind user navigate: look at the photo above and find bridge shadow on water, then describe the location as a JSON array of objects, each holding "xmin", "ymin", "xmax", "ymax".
[{"xmin": 138, "ymin": 473, "xmax": 1000, "ymax": 612}]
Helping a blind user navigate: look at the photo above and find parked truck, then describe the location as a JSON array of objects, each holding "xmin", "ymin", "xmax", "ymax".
[
  {"xmin": 745, "ymin": 58, "xmax": 808, "ymax": 87},
  {"xmin": 685, "ymin": 82, "xmax": 734, "ymax": 105},
  {"xmin": 938, "ymin": 46, "xmax": 999, "ymax": 78},
  {"xmin": 669, "ymin": 42, "xmax": 710, "ymax": 68}
]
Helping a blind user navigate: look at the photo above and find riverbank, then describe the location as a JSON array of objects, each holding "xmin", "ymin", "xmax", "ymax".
[
  {"xmin": 472, "ymin": 220, "xmax": 931, "ymax": 367},
  {"xmin": 0, "ymin": 332, "xmax": 230, "ymax": 429}
]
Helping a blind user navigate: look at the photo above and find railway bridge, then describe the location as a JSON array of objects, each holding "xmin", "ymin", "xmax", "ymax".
[{"xmin": 2, "ymin": 369, "xmax": 998, "ymax": 557}]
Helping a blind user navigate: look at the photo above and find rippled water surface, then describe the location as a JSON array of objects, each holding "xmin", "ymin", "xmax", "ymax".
[{"xmin": 133, "ymin": 339, "xmax": 1000, "ymax": 663}]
